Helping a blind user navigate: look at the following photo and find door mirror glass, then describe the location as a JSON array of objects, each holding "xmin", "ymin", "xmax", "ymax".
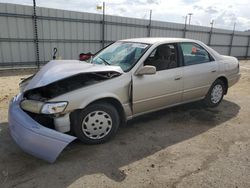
[{"xmin": 136, "ymin": 65, "xmax": 156, "ymax": 75}]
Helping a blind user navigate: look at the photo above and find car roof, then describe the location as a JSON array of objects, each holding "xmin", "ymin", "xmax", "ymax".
[{"xmin": 119, "ymin": 37, "xmax": 197, "ymax": 44}]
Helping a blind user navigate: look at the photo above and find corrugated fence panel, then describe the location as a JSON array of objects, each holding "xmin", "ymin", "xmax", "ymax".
[
  {"xmin": 0, "ymin": 3, "xmax": 35, "ymax": 66},
  {"xmin": 233, "ymin": 36, "xmax": 248, "ymax": 46},
  {"xmin": 36, "ymin": 6, "xmax": 102, "ymax": 62},
  {"xmin": 185, "ymin": 31, "xmax": 209, "ymax": 44},
  {"xmin": 0, "ymin": 43, "xmax": 3, "ymax": 64},
  {"xmin": 213, "ymin": 28, "xmax": 232, "ymax": 34},
  {"xmin": 211, "ymin": 34, "xmax": 232, "ymax": 45},
  {"xmin": 210, "ymin": 46, "xmax": 229, "ymax": 55},
  {"xmin": 0, "ymin": 2, "xmax": 250, "ymax": 68},
  {"xmin": 105, "ymin": 15, "xmax": 147, "ymax": 41},
  {"xmin": 231, "ymin": 47, "xmax": 246, "ymax": 57},
  {"xmin": 1, "ymin": 42, "xmax": 12, "ymax": 63},
  {"xmin": 150, "ymin": 29, "xmax": 183, "ymax": 38}
]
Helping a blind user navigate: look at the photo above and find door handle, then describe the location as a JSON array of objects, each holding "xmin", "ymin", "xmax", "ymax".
[
  {"xmin": 211, "ymin": 70, "xmax": 216, "ymax": 73},
  {"xmin": 174, "ymin": 76, "xmax": 182, "ymax": 80}
]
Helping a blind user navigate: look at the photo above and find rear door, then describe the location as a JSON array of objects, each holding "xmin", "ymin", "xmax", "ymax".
[
  {"xmin": 132, "ymin": 43, "xmax": 183, "ymax": 115},
  {"xmin": 179, "ymin": 42, "xmax": 218, "ymax": 102}
]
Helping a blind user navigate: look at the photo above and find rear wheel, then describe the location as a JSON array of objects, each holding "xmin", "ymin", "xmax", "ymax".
[
  {"xmin": 72, "ymin": 102, "xmax": 120, "ymax": 144},
  {"xmin": 204, "ymin": 79, "xmax": 226, "ymax": 108}
]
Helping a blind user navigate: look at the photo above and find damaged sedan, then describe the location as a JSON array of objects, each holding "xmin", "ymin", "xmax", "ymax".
[{"xmin": 9, "ymin": 38, "xmax": 240, "ymax": 162}]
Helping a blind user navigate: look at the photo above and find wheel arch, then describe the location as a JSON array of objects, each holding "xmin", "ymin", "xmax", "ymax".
[
  {"xmin": 88, "ymin": 97, "xmax": 126, "ymax": 126},
  {"xmin": 71, "ymin": 96, "xmax": 127, "ymax": 127}
]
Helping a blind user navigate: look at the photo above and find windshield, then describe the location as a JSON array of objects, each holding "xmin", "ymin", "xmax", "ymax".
[{"xmin": 91, "ymin": 42, "xmax": 149, "ymax": 72}]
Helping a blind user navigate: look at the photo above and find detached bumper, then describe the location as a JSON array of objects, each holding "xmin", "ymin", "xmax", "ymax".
[{"xmin": 8, "ymin": 94, "xmax": 76, "ymax": 163}]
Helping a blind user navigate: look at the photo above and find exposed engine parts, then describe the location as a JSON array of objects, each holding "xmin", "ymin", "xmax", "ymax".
[{"xmin": 24, "ymin": 71, "xmax": 121, "ymax": 101}]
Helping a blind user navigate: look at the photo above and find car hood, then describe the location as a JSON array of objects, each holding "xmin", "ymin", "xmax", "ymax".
[{"xmin": 23, "ymin": 60, "xmax": 124, "ymax": 92}]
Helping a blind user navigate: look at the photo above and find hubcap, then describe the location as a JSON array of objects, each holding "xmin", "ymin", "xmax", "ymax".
[
  {"xmin": 211, "ymin": 84, "xmax": 223, "ymax": 104},
  {"xmin": 82, "ymin": 110, "xmax": 112, "ymax": 139}
]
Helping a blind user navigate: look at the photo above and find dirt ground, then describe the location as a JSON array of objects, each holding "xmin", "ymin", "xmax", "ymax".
[{"xmin": 0, "ymin": 61, "xmax": 250, "ymax": 188}]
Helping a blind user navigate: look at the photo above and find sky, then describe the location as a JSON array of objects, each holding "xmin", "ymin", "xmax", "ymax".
[{"xmin": 0, "ymin": 0, "xmax": 250, "ymax": 31}]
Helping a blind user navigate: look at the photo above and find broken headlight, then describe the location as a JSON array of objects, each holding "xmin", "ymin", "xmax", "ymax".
[{"xmin": 41, "ymin": 102, "xmax": 68, "ymax": 114}]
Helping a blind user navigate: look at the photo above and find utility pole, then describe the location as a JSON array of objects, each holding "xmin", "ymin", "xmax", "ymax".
[
  {"xmin": 147, "ymin": 9, "xmax": 152, "ymax": 37},
  {"xmin": 188, "ymin": 13, "xmax": 193, "ymax": 25},
  {"xmin": 183, "ymin": 15, "xmax": 188, "ymax": 38},
  {"xmin": 185, "ymin": 15, "xmax": 188, "ymax": 25},
  {"xmin": 210, "ymin": 19, "xmax": 214, "ymax": 28},
  {"xmin": 208, "ymin": 19, "xmax": 214, "ymax": 46},
  {"xmin": 229, "ymin": 22, "xmax": 236, "ymax": 56}
]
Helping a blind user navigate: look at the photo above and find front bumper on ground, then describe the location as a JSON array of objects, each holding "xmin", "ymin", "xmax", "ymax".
[{"xmin": 8, "ymin": 94, "xmax": 76, "ymax": 163}]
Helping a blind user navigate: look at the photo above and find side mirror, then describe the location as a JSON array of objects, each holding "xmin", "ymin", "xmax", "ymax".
[
  {"xmin": 79, "ymin": 53, "xmax": 93, "ymax": 61},
  {"xmin": 136, "ymin": 65, "xmax": 156, "ymax": 75}
]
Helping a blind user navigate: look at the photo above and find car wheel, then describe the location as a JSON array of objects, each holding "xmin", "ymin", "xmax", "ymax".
[
  {"xmin": 72, "ymin": 102, "xmax": 120, "ymax": 144},
  {"xmin": 204, "ymin": 79, "xmax": 225, "ymax": 108}
]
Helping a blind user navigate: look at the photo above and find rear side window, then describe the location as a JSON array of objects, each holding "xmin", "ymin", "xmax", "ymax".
[{"xmin": 180, "ymin": 43, "xmax": 211, "ymax": 66}]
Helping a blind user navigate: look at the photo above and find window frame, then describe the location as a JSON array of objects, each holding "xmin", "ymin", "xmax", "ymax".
[
  {"xmin": 178, "ymin": 42, "xmax": 214, "ymax": 67},
  {"xmin": 143, "ymin": 43, "xmax": 181, "ymax": 72}
]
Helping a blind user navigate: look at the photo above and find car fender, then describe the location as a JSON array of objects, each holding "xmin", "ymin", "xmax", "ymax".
[{"xmin": 78, "ymin": 92, "xmax": 124, "ymax": 110}]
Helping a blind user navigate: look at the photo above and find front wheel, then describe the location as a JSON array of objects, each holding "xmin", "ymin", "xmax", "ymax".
[
  {"xmin": 71, "ymin": 102, "xmax": 120, "ymax": 144},
  {"xmin": 204, "ymin": 79, "xmax": 226, "ymax": 108}
]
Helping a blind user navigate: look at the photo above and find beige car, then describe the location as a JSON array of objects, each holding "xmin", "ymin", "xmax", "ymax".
[{"xmin": 9, "ymin": 38, "xmax": 240, "ymax": 162}]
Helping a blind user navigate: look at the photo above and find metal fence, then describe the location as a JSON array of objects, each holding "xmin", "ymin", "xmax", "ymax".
[{"xmin": 0, "ymin": 3, "xmax": 250, "ymax": 68}]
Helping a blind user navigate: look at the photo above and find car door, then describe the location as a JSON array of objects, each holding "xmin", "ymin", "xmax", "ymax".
[
  {"xmin": 179, "ymin": 42, "xmax": 218, "ymax": 102},
  {"xmin": 132, "ymin": 43, "xmax": 183, "ymax": 115}
]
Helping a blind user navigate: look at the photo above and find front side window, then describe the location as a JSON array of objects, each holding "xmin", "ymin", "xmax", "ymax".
[
  {"xmin": 144, "ymin": 44, "xmax": 178, "ymax": 71},
  {"xmin": 180, "ymin": 43, "xmax": 211, "ymax": 66},
  {"xmin": 91, "ymin": 42, "xmax": 149, "ymax": 72}
]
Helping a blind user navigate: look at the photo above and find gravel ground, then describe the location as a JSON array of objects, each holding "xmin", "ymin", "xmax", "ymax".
[{"xmin": 0, "ymin": 61, "xmax": 250, "ymax": 188}]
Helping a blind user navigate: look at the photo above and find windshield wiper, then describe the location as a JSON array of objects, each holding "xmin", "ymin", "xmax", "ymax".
[{"xmin": 98, "ymin": 57, "xmax": 111, "ymax": 65}]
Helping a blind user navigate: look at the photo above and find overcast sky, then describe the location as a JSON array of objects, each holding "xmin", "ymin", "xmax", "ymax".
[{"xmin": 0, "ymin": 0, "xmax": 249, "ymax": 31}]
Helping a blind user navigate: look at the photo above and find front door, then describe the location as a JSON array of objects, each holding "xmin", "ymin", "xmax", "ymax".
[{"xmin": 132, "ymin": 43, "xmax": 183, "ymax": 115}]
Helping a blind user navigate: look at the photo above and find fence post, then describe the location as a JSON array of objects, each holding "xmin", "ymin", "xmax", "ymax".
[
  {"xmin": 245, "ymin": 35, "xmax": 250, "ymax": 59},
  {"xmin": 228, "ymin": 23, "xmax": 236, "ymax": 56},
  {"xmin": 147, "ymin": 10, "xmax": 152, "ymax": 37},
  {"xmin": 101, "ymin": 2, "xmax": 105, "ymax": 48},
  {"xmin": 32, "ymin": 0, "xmax": 40, "ymax": 68}
]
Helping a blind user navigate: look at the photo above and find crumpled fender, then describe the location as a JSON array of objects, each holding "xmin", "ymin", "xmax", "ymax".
[{"xmin": 8, "ymin": 94, "xmax": 76, "ymax": 163}]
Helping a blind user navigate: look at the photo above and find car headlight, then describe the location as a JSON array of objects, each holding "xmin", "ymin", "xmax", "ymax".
[{"xmin": 41, "ymin": 102, "xmax": 68, "ymax": 114}]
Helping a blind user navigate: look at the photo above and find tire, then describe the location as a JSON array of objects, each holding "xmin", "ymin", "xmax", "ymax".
[
  {"xmin": 71, "ymin": 102, "xmax": 120, "ymax": 144},
  {"xmin": 204, "ymin": 79, "xmax": 226, "ymax": 108}
]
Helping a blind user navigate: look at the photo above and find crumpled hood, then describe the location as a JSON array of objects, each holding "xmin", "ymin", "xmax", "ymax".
[{"xmin": 24, "ymin": 60, "xmax": 123, "ymax": 91}]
